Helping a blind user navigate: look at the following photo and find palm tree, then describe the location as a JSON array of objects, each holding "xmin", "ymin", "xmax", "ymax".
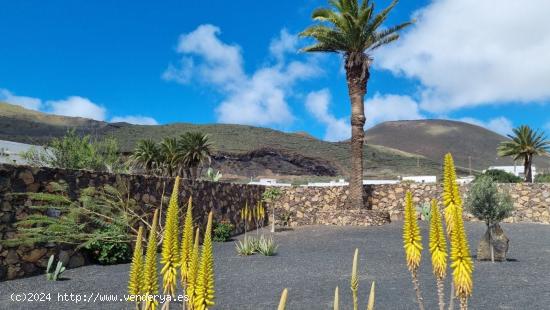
[
  {"xmin": 129, "ymin": 139, "xmax": 161, "ymax": 175},
  {"xmin": 179, "ymin": 132, "xmax": 211, "ymax": 180},
  {"xmin": 497, "ymin": 125, "xmax": 550, "ymax": 183},
  {"xmin": 301, "ymin": 0, "xmax": 412, "ymax": 208},
  {"xmin": 159, "ymin": 137, "xmax": 180, "ymax": 177}
]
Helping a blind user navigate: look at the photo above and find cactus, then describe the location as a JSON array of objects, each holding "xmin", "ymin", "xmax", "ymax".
[
  {"xmin": 403, "ymin": 191, "xmax": 425, "ymax": 310},
  {"xmin": 128, "ymin": 226, "xmax": 144, "ymax": 298},
  {"xmin": 46, "ymin": 255, "xmax": 66, "ymax": 281},
  {"xmin": 161, "ymin": 176, "xmax": 181, "ymax": 297},
  {"xmin": 193, "ymin": 211, "xmax": 215, "ymax": 310},
  {"xmin": 142, "ymin": 209, "xmax": 160, "ymax": 310}
]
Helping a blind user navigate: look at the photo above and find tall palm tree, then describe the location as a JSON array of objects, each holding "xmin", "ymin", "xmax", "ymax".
[
  {"xmin": 159, "ymin": 137, "xmax": 180, "ymax": 177},
  {"xmin": 301, "ymin": 0, "xmax": 412, "ymax": 208},
  {"xmin": 179, "ymin": 132, "xmax": 211, "ymax": 180},
  {"xmin": 497, "ymin": 125, "xmax": 550, "ymax": 183},
  {"xmin": 129, "ymin": 139, "xmax": 160, "ymax": 175}
]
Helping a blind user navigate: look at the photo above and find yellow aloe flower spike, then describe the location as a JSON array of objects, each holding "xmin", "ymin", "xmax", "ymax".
[
  {"xmin": 429, "ymin": 199, "xmax": 448, "ymax": 279},
  {"xmin": 128, "ymin": 225, "xmax": 144, "ymax": 297},
  {"xmin": 181, "ymin": 196, "xmax": 194, "ymax": 285},
  {"xmin": 351, "ymin": 248, "xmax": 359, "ymax": 310},
  {"xmin": 450, "ymin": 206, "xmax": 474, "ymax": 301},
  {"xmin": 277, "ymin": 288, "xmax": 288, "ymax": 310},
  {"xmin": 443, "ymin": 153, "xmax": 463, "ymax": 236},
  {"xmin": 194, "ymin": 211, "xmax": 215, "ymax": 310},
  {"xmin": 186, "ymin": 227, "xmax": 201, "ymax": 308},
  {"xmin": 143, "ymin": 209, "xmax": 160, "ymax": 310},
  {"xmin": 403, "ymin": 192, "xmax": 425, "ymax": 310},
  {"xmin": 161, "ymin": 176, "xmax": 181, "ymax": 297},
  {"xmin": 186, "ymin": 227, "xmax": 200, "ymax": 306},
  {"xmin": 403, "ymin": 192, "xmax": 423, "ymax": 272},
  {"xmin": 367, "ymin": 281, "xmax": 375, "ymax": 310},
  {"xmin": 333, "ymin": 286, "xmax": 339, "ymax": 310}
]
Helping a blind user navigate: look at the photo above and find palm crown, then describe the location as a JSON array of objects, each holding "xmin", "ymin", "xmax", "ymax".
[
  {"xmin": 498, "ymin": 125, "xmax": 550, "ymax": 182},
  {"xmin": 498, "ymin": 125, "xmax": 550, "ymax": 160},
  {"xmin": 300, "ymin": 0, "xmax": 412, "ymax": 56}
]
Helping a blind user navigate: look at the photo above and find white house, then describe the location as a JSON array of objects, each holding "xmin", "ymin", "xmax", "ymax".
[
  {"xmin": 307, "ymin": 179, "xmax": 348, "ymax": 187},
  {"xmin": 487, "ymin": 165, "xmax": 536, "ymax": 179},
  {"xmin": 248, "ymin": 178, "xmax": 292, "ymax": 187},
  {"xmin": 363, "ymin": 179, "xmax": 400, "ymax": 185},
  {"xmin": 0, "ymin": 140, "xmax": 44, "ymax": 165},
  {"xmin": 457, "ymin": 176, "xmax": 475, "ymax": 185},
  {"xmin": 402, "ymin": 175, "xmax": 437, "ymax": 183}
]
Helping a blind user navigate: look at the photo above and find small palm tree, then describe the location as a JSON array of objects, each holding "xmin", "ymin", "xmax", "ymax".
[
  {"xmin": 300, "ymin": 0, "xmax": 412, "ymax": 208},
  {"xmin": 159, "ymin": 137, "xmax": 180, "ymax": 177},
  {"xmin": 179, "ymin": 132, "xmax": 211, "ymax": 180},
  {"xmin": 497, "ymin": 125, "xmax": 550, "ymax": 183},
  {"xmin": 129, "ymin": 139, "xmax": 161, "ymax": 175}
]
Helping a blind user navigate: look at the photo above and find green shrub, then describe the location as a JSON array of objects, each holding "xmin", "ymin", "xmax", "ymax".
[
  {"xmin": 22, "ymin": 129, "xmax": 125, "ymax": 172},
  {"xmin": 213, "ymin": 222, "xmax": 234, "ymax": 242},
  {"xmin": 465, "ymin": 176, "xmax": 514, "ymax": 226},
  {"xmin": 535, "ymin": 173, "xmax": 550, "ymax": 183},
  {"xmin": 85, "ymin": 240, "xmax": 132, "ymax": 265},
  {"xmin": 476, "ymin": 169, "xmax": 522, "ymax": 183}
]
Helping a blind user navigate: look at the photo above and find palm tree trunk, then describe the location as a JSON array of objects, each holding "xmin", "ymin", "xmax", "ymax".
[
  {"xmin": 344, "ymin": 52, "xmax": 369, "ymax": 209},
  {"xmin": 524, "ymin": 155, "xmax": 533, "ymax": 183}
]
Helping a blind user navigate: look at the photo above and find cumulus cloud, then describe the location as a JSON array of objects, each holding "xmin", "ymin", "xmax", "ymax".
[
  {"xmin": 164, "ymin": 24, "xmax": 321, "ymax": 127},
  {"xmin": 0, "ymin": 89, "xmax": 42, "ymax": 110},
  {"xmin": 459, "ymin": 116, "xmax": 514, "ymax": 136},
  {"xmin": 305, "ymin": 89, "xmax": 350, "ymax": 141},
  {"xmin": 377, "ymin": 0, "xmax": 550, "ymax": 113},
  {"xmin": 111, "ymin": 115, "xmax": 158, "ymax": 125},
  {"xmin": 269, "ymin": 29, "xmax": 299, "ymax": 62},
  {"xmin": 364, "ymin": 93, "xmax": 425, "ymax": 128},
  {"xmin": 46, "ymin": 96, "xmax": 107, "ymax": 121}
]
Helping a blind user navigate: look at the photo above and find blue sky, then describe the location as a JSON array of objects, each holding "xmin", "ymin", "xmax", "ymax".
[{"xmin": 1, "ymin": 0, "xmax": 549, "ymax": 141}]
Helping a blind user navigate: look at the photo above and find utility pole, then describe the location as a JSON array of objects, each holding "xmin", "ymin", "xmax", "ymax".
[{"xmin": 468, "ymin": 156, "xmax": 472, "ymax": 176}]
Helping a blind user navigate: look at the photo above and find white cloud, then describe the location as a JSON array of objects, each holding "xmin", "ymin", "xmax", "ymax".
[
  {"xmin": 377, "ymin": 0, "xmax": 550, "ymax": 113},
  {"xmin": 111, "ymin": 115, "xmax": 158, "ymax": 125},
  {"xmin": 269, "ymin": 29, "xmax": 299, "ymax": 62},
  {"xmin": 164, "ymin": 24, "xmax": 321, "ymax": 127},
  {"xmin": 305, "ymin": 89, "xmax": 350, "ymax": 142},
  {"xmin": 364, "ymin": 93, "xmax": 425, "ymax": 128},
  {"xmin": 164, "ymin": 24, "xmax": 246, "ymax": 90},
  {"xmin": 459, "ymin": 116, "xmax": 514, "ymax": 136},
  {"xmin": 46, "ymin": 96, "xmax": 106, "ymax": 121},
  {"xmin": 0, "ymin": 89, "xmax": 42, "ymax": 110}
]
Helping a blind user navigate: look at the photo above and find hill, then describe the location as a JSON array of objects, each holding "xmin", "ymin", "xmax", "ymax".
[
  {"xmin": 365, "ymin": 119, "xmax": 550, "ymax": 171},
  {"xmin": 0, "ymin": 102, "xmax": 445, "ymax": 180}
]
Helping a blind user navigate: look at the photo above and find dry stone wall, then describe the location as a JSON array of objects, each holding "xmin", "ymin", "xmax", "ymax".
[
  {"xmin": 2, "ymin": 163, "xmax": 549, "ymax": 281},
  {"xmin": 0, "ymin": 164, "xmax": 264, "ymax": 281},
  {"xmin": 272, "ymin": 183, "xmax": 550, "ymax": 226}
]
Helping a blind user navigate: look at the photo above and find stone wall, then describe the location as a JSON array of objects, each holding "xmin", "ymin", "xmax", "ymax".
[
  {"xmin": 2, "ymin": 163, "xmax": 549, "ymax": 281},
  {"xmin": 0, "ymin": 164, "xmax": 264, "ymax": 281},
  {"xmin": 272, "ymin": 183, "xmax": 550, "ymax": 226}
]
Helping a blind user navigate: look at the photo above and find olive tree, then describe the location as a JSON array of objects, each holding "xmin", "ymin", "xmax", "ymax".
[
  {"xmin": 262, "ymin": 188, "xmax": 283, "ymax": 233},
  {"xmin": 465, "ymin": 176, "xmax": 514, "ymax": 262}
]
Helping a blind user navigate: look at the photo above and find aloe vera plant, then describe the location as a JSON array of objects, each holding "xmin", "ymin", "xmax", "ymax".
[{"xmin": 46, "ymin": 255, "xmax": 66, "ymax": 281}]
